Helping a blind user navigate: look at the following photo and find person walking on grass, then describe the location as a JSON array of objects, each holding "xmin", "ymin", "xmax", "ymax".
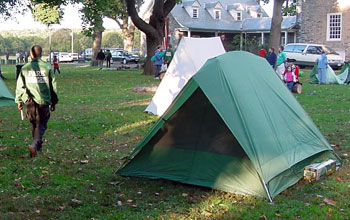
[
  {"xmin": 96, "ymin": 49, "xmax": 105, "ymax": 70},
  {"xmin": 15, "ymin": 45, "xmax": 58, "ymax": 158},
  {"xmin": 106, "ymin": 50, "xmax": 112, "ymax": 68},
  {"xmin": 53, "ymin": 55, "xmax": 61, "ymax": 74},
  {"xmin": 316, "ymin": 49, "xmax": 328, "ymax": 84}
]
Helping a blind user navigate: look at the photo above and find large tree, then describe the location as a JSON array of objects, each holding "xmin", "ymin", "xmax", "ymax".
[
  {"xmin": 262, "ymin": 0, "xmax": 286, "ymax": 54},
  {"xmin": 126, "ymin": 0, "xmax": 177, "ymax": 75},
  {"xmin": 104, "ymin": 0, "xmax": 143, "ymax": 53},
  {"xmin": 79, "ymin": 0, "xmax": 105, "ymax": 66}
]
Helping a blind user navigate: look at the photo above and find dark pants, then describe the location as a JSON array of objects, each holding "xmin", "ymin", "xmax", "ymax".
[
  {"xmin": 155, "ymin": 65, "xmax": 161, "ymax": 77},
  {"xmin": 106, "ymin": 59, "xmax": 111, "ymax": 68},
  {"xmin": 26, "ymin": 99, "xmax": 50, "ymax": 149},
  {"xmin": 54, "ymin": 67, "xmax": 61, "ymax": 74}
]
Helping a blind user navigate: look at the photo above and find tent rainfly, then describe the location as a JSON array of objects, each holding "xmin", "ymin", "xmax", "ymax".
[
  {"xmin": 0, "ymin": 78, "xmax": 15, "ymax": 107},
  {"xmin": 144, "ymin": 37, "xmax": 225, "ymax": 116},
  {"xmin": 118, "ymin": 51, "xmax": 340, "ymax": 201},
  {"xmin": 310, "ymin": 64, "xmax": 350, "ymax": 84}
]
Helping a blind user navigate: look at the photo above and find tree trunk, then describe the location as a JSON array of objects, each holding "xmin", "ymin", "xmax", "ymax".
[
  {"xmin": 269, "ymin": 0, "xmax": 285, "ymax": 53},
  {"xmin": 91, "ymin": 30, "xmax": 102, "ymax": 66},
  {"xmin": 126, "ymin": 0, "xmax": 176, "ymax": 75},
  {"xmin": 122, "ymin": 21, "xmax": 135, "ymax": 53},
  {"xmin": 143, "ymin": 35, "xmax": 162, "ymax": 75}
]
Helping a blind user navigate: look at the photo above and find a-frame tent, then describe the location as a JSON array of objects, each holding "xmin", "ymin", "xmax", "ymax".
[
  {"xmin": 118, "ymin": 51, "xmax": 339, "ymax": 200},
  {"xmin": 0, "ymin": 78, "xmax": 15, "ymax": 107},
  {"xmin": 144, "ymin": 37, "xmax": 225, "ymax": 116}
]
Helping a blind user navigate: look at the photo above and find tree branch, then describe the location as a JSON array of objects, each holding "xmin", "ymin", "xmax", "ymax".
[
  {"xmin": 164, "ymin": 0, "xmax": 176, "ymax": 16},
  {"xmin": 126, "ymin": 0, "xmax": 156, "ymax": 38}
]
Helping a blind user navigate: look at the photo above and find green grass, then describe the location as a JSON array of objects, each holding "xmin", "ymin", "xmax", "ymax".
[{"xmin": 0, "ymin": 64, "xmax": 349, "ymax": 220}]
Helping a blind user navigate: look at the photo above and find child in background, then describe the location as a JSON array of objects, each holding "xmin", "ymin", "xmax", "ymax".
[
  {"xmin": 53, "ymin": 55, "xmax": 61, "ymax": 74},
  {"xmin": 283, "ymin": 66, "xmax": 296, "ymax": 91}
]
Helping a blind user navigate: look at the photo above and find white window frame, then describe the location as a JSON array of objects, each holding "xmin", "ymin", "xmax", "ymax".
[
  {"xmin": 327, "ymin": 12, "xmax": 342, "ymax": 41},
  {"xmin": 236, "ymin": 11, "xmax": 242, "ymax": 21},
  {"xmin": 214, "ymin": 10, "xmax": 221, "ymax": 20},
  {"xmin": 192, "ymin": 8, "xmax": 199, "ymax": 18}
]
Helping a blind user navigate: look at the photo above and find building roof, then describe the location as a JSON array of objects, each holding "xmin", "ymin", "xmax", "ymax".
[
  {"xmin": 171, "ymin": 0, "xmax": 270, "ymax": 32},
  {"xmin": 205, "ymin": 1, "xmax": 224, "ymax": 9},
  {"xmin": 242, "ymin": 16, "xmax": 297, "ymax": 31},
  {"xmin": 182, "ymin": 1, "xmax": 200, "ymax": 7}
]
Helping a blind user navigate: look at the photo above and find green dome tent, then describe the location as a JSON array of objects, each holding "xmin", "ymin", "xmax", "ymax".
[
  {"xmin": 0, "ymin": 78, "xmax": 15, "ymax": 107},
  {"xmin": 310, "ymin": 63, "xmax": 350, "ymax": 84},
  {"xmin": 309, "ymin": 65, "xmax": 343, "ymax": 84},
  {"xmin": 118, "ymin": 51, "xmax": 339, "ymax": 201},
  {"xmin": 337, "ymin": 63, "xmax": 350, "ymax": 84}
]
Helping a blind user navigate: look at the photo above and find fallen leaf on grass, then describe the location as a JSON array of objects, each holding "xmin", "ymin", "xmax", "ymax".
[
  {"xmin": 324, "ymin": 198, "xmax": 337, "ymax": 206},
  {"xmin": 202, "ymin": 211, "xmax": 213, "ymax": 217},
  {"xmin": 260, "ymin": 215, "xmax": 268, "ymax": 220},
  {"xmin": 182, "ymin": 193, "xmax": 188, "ymax": 197},
  {"xmin": 336, "ymin": 176, "xmax": 346, "ymax": 182},
  {"xmin": 319, "ymin": 203, "xmax": 326, "ymax": 207},
  {"xmin": 170, "ymin": 213, "xmax": 177, "ymax": 218}
]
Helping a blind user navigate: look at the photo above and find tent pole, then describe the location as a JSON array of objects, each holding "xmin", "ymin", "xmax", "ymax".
[{"xmin": 261, "ymin": 179, "xmax": 273, "ymax": 203}]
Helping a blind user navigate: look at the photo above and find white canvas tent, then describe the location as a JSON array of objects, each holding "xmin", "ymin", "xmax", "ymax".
[{"xmin": 145, "ymin": 37, "xmax": 226, "ymax": 115}]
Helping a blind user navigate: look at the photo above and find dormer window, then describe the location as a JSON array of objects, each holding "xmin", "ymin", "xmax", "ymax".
[
  {"xmin": 257, "ymin": 13, "xmax": 262, "ymax": 18},
  {"xmin": 236, "ymin": 12, "xmax": 242, "ymax": 21},
  {"xmin": 215, "ymin": 10, "xmax": 221, "ymax": 19},
  {"xmin": 192, "ymin": 8, "xmax": 199, "ymax": 18}
]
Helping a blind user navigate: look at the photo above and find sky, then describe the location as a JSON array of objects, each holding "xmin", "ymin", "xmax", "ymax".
[{"xmin": 0, "ymin": 1, "xmax": 274, "ymax": 31}]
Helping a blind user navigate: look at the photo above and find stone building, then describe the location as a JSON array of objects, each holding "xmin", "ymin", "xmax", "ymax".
[{"xmin": 297, "ymin": 0, "xmax": 350, "ymax": 60}]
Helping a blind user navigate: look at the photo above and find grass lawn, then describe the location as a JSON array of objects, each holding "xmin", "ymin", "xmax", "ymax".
[{"xmin": 0, "ymin": 63, "xmax": 350, "ymax": 220}]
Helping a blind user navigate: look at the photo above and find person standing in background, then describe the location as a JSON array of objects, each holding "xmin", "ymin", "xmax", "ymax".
[
  {"xmin": 259, "ymin": 47, "xmax": 267, "ymax": 58},
  {"xmin": 316, "ymin": 49, "xmax": 328, "ymax": 84},
  {"xmin": 153, "ymin": 45, "xmax": 164, "ymax": 79},
  {"xmin": 106, "ymin": 50, "xmax": 112, "ymax": 68},
  {"xmin": 266, "ymin": 48, "xmax": 277, "ymax": 68},
  {"xmin": 276, "ymin": 46, "xmax": 287, "ymax": 79},
  {"xmin": 164, "ymin": 45, "xmax": 174, "ymax": 67}
]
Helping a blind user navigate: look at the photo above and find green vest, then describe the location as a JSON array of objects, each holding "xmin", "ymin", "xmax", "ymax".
[{"xmin": 15, "ymin": 58, "xmax": 58, "ymax": 105}]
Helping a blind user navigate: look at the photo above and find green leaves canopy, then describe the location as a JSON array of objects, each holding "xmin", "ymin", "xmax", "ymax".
[{"xmin": 31, "ymin": 3, "xmax": 63, "ymax": 27}]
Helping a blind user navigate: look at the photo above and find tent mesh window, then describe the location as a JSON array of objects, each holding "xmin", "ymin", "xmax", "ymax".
[{"xmin": 149, "ymin": 88, "xmax": 247, "ymax": 158}]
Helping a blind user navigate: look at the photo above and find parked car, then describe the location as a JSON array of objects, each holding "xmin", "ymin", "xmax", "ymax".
[
  {"xmin": 69, "ymin": 53, "xmax": 79, "ymax": 62},
  {"xmin": 284, "ymin": 43, "xmax": 344, "ymax": 69},
  {"xmin": 128, "ymin": 54, "xmax": 140, "ymax": 64},
  {"xmin": 58, "ymin": 52, "xmax": 73, "ymax": 62},
  {"xmin": 111, "ymin": 50, "xmax": 130, "ymax": 64}
]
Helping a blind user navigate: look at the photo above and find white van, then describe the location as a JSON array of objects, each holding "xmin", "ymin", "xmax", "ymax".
[{"xmin": 284, "ymin": 43, "xmax": 344, "ymax": 69}]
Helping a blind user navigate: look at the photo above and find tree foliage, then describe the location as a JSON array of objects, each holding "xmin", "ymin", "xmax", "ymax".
[
  {"xmin": 102, "ymin": 32, "xmax": 123, "ymax": 48},
  {"xmin": 29, "ymin": 2, "xmax": 64, "ymax": 27},
  {"xmin": 282, "ymin": 1, "xmax": 297, "ymax": 16}
]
